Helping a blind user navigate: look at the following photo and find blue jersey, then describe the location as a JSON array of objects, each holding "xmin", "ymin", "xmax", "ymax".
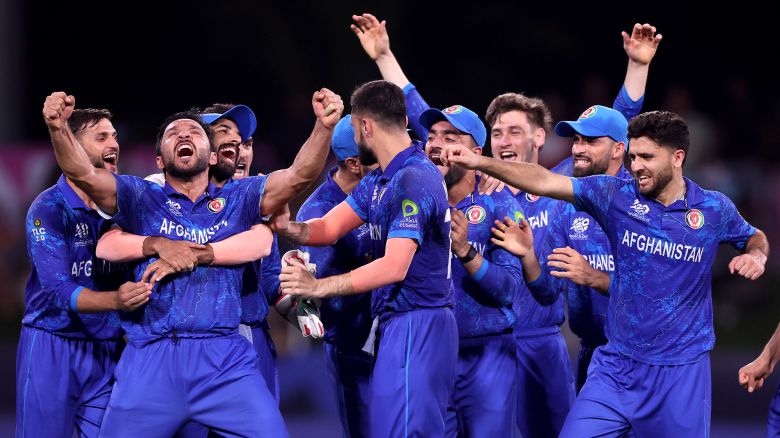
[
  {"xmin": 451, "ymin": 182, "xmax": 524, "ymax": 338},
  {"xmin": 346, "ymin": 143, "xmax": 452, "ymax": 317},
  {"xmin": 572, "ymin": 175, "xmax": 756, "ymax": 364},
  {"xmin": 23, "ymin": 175, "xmax": 126, "ymax": 339},
  {"xmin": 240, "ymin": 235, "xmax": 281, "ymax": 326},
  {"xmin": 108, "ymin": 174, "xmax": 267, "ymax": 346},
  {"xmin": 529, "ymin": 166, "xmax": 631, "ymax": 347},
  {"xmin": 298, "ymin": 166, "xmax": 374, "ymax": 346}
]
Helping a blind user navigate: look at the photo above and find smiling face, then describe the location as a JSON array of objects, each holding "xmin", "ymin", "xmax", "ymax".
[
  {"xmin": 75, "ymin": 118, "xmax": 120, "ymax": 174},
  {"xmin": 490, "ymin": 110, "xmax": 543, "ymax": 164},
  {"xmin": 209, "ymin": 118, "xmax": 242, "ymax": 181},
  {"xmin": 571, "ymin": 134, "xmax": 616, "ymax": 177},
  {"xmin": 424, "ymin": 120, "xmax": 478, "ymax": 185},
  {"xmin": 157, "ymin": 118, "xmax": 215, "ymax": 179},
  {"xmin": 628, "ymin": 136, "xmax": 680, "ymax": 198}
]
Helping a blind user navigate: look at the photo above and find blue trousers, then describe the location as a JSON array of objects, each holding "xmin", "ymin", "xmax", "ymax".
[
  {"xmin": 324, "ymin": 342, "xmax": 372, "ymax": 438},
  {"xmin": 370, "ymin": 308, "xmax": 458, "ymax": 437},
  {"xmin": 16, "ymin": 326, "xmax": 123, "ymax": 438},
  {"xmin": 446, "ymin": 333, "xmax": 517, "ymax": 437},
  {"xmin": 514, "ymin": 327, "xmax": 575, "ymax": 438},
  {"xmin": 559, "ymin": 343, "xmax": 711, "ymax": 438},
  {"xmin": 766, "ymin": 379, "xmax": 780, "ymax": 437},
  {"xmin": 99, "ymin": 334, "xmax": 287, "ymax": 438}
]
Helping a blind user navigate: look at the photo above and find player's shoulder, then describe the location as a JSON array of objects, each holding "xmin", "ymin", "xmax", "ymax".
[
  {"xmin": 396, "ymin": 155, "xmax": 442, "ymax": 184},
  {"xmin": 27, "ymin": 185, "xmax": 65, "ymax": 216}
]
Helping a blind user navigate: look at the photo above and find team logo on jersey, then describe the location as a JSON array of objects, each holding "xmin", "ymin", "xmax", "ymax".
[
  {"xmin": 208, "ymin": 198, "xmax": 226, "ymax": 213},
  {"xmin": 569, "ymin": 216, "xmax": 590, "ymax": 240},
  {"xmin": 33, "ymin": 218, "xmax": 42, "ymax": 228},
  {"xmin": 579, "ymin": 106, "xmax": 597, "ymax": 119},
  {"xmin": 166, "ymin": 199, "xmax": 183, "ymax": 217},
  {"xmin": 74, "ymin": 222, "xmax": 89, "ymax": 239},
  {"xmin": 685, "ymin": 209, "xmax": 705, "ymax": 229},
  {"xmin": 443, "ymin": 105, "xmax": 463, "ymax": 115},
  {"xmin": 514, "ymin": 211, "xmax": 525, "ymax": 223},
  {"xmin": 628, "ymin": 199, "xmax": 649, "ymax": 222},
  {"xmin": 525, "ymin": 193, "xmax": 539, "ymax": 203},
  {"xmin": 466, "ymin": 205, "xmax": 486, "ymax": 224},
  {"xmin": 402, "ymin": 199, "xmax": 419, "ymax": 217}
]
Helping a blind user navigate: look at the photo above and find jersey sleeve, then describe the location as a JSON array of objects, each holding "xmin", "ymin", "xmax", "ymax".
[
  {"xmin": 26, "ymin": 201, "xmax": 85, "ymax": 312},
  {"xmin": 527, "ymin": 201, "xmax": 568, "ymax": 305},
  {"xmin": 403, "ymin": 83, "xmax": 432, "ymax": 142},
  {"xmin": 345, "ymin": 176, "xmax": 372, "ymax": 222},
  {"xmin": 571, "ymin": 175, "xmax": 624, "ymax": 229},
  {"xmin": 260, "ymin": 235, "xmax": 282, "ymax": 304},
  {"xmin": 612, "ymin": 84, "xmax": 644, "ymax": 123}
]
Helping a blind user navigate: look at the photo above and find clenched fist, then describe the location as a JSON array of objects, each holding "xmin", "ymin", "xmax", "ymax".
[
  {"xmin": 312, "ymin": 88, "xmax": 344, "ymax": 129},
  {"xmin": 42, "ymin": 92, "xmax": 75, "ymax": 130}
]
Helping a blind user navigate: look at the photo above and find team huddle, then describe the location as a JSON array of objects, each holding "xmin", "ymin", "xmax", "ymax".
[{"xmin": 18, "ymin": 12, "xmax": 775, "ymax": 438}]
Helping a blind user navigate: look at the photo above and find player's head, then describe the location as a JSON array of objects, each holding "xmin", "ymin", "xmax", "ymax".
[
  {"xmin": 68, "ymin": 109, "xmax": 119, "ymax": 174},
  {"xmin": 350, "ymin": 80, "xmax": 408, "ymax": 166},
  {"xmin": 332, "ymin": 115, "xmax": 375, "ymax": 178},
  {"xmin": 485, "ymin": 93, "xmax": 551, "ymax": 165},
  {"xmin": 627, "ymin": 111, "xmax": 690, "ymax": 198},
  {"xmin": 201, "ymin": 103, "xmax": 257, "ymax": 181},
  {"xmin": 154, "ymin": 111, "xmax": 216, "ymax": 179},
  {"xmin": 419, "ymin": 105, "xmax": 486, "ymax": 187},
  {"xmin": 555, "ymin": 105, "xmax": 628, "ymax": 177}
]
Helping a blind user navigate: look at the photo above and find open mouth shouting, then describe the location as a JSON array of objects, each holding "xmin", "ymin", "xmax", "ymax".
[
  {"xmin": 428, "ymin": 146, "xmax": 444, "ymax": 166},
  {"xmin": 102, "ymin": 148, "xmax": 119, "ymax": 172},
  {"xmin": 175, "ymin": 141, "xmax": 195, "ymax": 160},
  {"xmin": 499, "ymin": 151, "xmax": 517, "ymax": 161},
  {"xmin": 218, "ymin": 143, "xmax": 239, "ymax": 167}
]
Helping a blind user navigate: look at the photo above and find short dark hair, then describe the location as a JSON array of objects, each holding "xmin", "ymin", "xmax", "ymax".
[
  {"xmin": 68, "ymin": 108, "xmax": 112, "ymax": 134},
  {"xmin": 350, "ymin": 80, "xmax": 407, "ymax": 130},
  {"xmin": 627, "ymin": 111, "xmax": 690, "ymax": 160},
  {"xmin": 202, "ymin": 103, "xmax": 235, "ymax": 114},
  {"xmin": 154, "ymin": 111, "xmax": 214, "ymax": 156},
  {"xmin": 485, "ymin": 93, "xmax": 552, "ymax": 132}
]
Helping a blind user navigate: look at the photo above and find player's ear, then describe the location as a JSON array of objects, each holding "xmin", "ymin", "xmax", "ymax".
[
  {"xmin": 156, "ymin": 156, "xmax": 164, "ymax": 170},
  {"xmin": 209, "ymin": 151, "xmax": 217, "ymax": 166}
]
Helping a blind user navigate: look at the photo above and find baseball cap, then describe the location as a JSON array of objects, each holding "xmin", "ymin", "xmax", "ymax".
[
  {"xmin": 200, "ymin": 104, "xmax": 257, "ymax": 143},
  {"xmin": 555, "ymin": 105, "xmax": 628, "ymax": 144},
  {"xmin": 331, "ymin": 115, "xmax": 359, "ymax": 161},
  {"xmin": 419, "ymin": 105, "xmax": 487, "ymax": 147}
]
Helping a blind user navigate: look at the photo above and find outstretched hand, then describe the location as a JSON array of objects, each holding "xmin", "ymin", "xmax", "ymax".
[
  {"xmin": 622, "ymin": 23, "xmax": 662, "ymax": 66},
  {"xmin": 350, "ymin": 13, "xmax": 390, "ymax": 61}
]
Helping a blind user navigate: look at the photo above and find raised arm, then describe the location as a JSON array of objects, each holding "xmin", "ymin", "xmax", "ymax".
[
  {"xmin": 42, "ymin": 92, "xmax": 118, "ymax": 214},
  {"xmin": 260, "ymin": 89, "xmax": 343, "ymax": 216},
  {"xmin": 445, "ymin": 145, "xmax": 574, "ymax": 202},
  {"xmin": 622, "ymin": 23, "xmax": 663, "ymax": 101},
  {"xmin": 351, "ymin": 13, "xmax": 410, "ymax": 89}
]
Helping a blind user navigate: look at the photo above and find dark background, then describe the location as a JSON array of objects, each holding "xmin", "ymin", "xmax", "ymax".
[{"xmin": 1, "ymin": 1, "xmax": 778, "ymax": 436}]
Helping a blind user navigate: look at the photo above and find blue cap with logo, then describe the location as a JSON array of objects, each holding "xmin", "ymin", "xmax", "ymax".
[
  {"xmin": 419, "ymin": 105, "xmax": 487, "ymax": 147},
  {"xmin": 200, "ymin": 104, "xmax": 257, "ymax": 143},
  {"xmin": 331, "ymin": 115, "xmax": 359, "ymax": 161},
  {"xmin": 555, "ymin": 105, "xmax": 628, "ymax": 144}
]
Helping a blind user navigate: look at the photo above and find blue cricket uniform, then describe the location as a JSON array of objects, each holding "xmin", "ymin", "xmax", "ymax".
[
  {"xmin": 17, "ymin": 175, "xmax": 127, "ymax": 438},
  {"xmin": 346, "ymin": 143, "xmax": 458, "ymax": 437},
  {"xmin": 511, "ymin": 87, "xmax": 644, "ymax": 437},
  {"xmin": 559, "ymin": 175, "xmax": 757, "ymax": 436},
  {"xmin": 768, "ymin": 381, "xmax": 780, "ymax": 437},
  {"xmin": 444, "ymin": 182, "xmax": 525, "ymax": 437},
  {"xmin": 98, "ymin": 175, "xmax": 287, "ymax": 438},
  {"xmin": 297, "ymin": 166, "xmax": 374, "ymax": 438},
  {"xmin": 528, "ymin": 165, "xmax": 632, "ymax": 392}
]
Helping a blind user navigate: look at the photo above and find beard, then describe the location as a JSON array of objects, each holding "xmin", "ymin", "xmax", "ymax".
[
  {"xmin": 637, "ymin": 165, "xmax": 673, "ymax": 199},
  {"xmin": 163, "ymin": 153, "xmax": 210, "ymax": 179},
  {"xmin": 357, "ymin": 131, "xmax": 378, "ymax": 166},
  {"xmin": 209, "ymin": 143, "xmax": 239, "ymax": 182},
  {"xmin": 444, "ymin": 164, "xmax": 467, "ymax": 188},
  {"xmin": 572, "ymin": 154, "xmax": 610, "ymax": 177}
]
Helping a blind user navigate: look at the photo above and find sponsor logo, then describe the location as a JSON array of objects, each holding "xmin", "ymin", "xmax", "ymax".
[
  {"xmin": 74, "ymin": 222, "xmax": 93, "ymax": 247},
  {"xmin": 33, "ymin": 218, "xmax": 42, "ymax": 228},
  {"xmin": 466, "ymin": 205, "xmax": 486, "ymax": 224},
  {"xmin": 166, "ymin": 199, "xmax": 183, "ymax": 217},
  {"xmin": 579, "ymin": 106, "xmax": 597, "ymax": 119},
  {"xmin": 208, "ymin": 198, "xmax": 226, "ymax": 213},
  {"xmin": 402, "ymin": 199, "xmax": 419, "ymax": 217},
  {"xmin": 514, "ymin": 210, "xmax": 525, "ymax": 223},
  {"xmin": 628, "ymin": 199, "xmax": 650, "ymax": 222},
  {"xmin": 686, "ymin": 209, "xmax": 704, "ymax": 229},
  {"xmin": 569, "ymin": 216, "xmax": 590, "ymax": 240},
  {"xmin": 443, "ymin": 105, "xmax": 463, "ymax": 115},
  {"xmin": 525, "ymin": 193, "xmax": 539, "ymax": 203}
]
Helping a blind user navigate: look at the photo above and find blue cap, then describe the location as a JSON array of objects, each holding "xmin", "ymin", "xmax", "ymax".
[
  {"xmin": 419, "ymin": 105, "xmax": 487, "ymax": 147},
  {"xmin": 201, "ymin": 104, "xmax": 257, "ymax": 143},
  {"xmin": 331, "ymin": 115, "xmax": 359, "ymax": 161},
  {"xmin": 555, "ymin": 105, "xmax": 628, "ymax": 144}
]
